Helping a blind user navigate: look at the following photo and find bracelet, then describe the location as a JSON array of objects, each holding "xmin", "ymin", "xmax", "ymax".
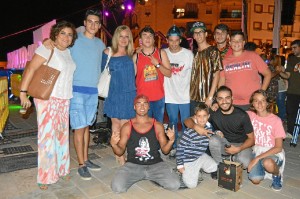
[{"xmin": 20, "ymin": 90, "xmax": 28, "ymax": 93}]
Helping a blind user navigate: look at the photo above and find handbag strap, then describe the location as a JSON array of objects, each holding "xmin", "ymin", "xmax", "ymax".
[
  {"xmin": 104, "ymin": 47, "xmax": 112, "ymax": 70},
  {"xmin": 46, "ymin": 49, "xmax": 54, "ymax": 65}
]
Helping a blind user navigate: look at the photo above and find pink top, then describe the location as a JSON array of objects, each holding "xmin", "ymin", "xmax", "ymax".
[
  {"xmin": 220, "ymin": 51, "xmax": 268, "ymax": 105},
  {"xmin": 247, "ymin": 111, "xmax": 286, "ymax": 147}
]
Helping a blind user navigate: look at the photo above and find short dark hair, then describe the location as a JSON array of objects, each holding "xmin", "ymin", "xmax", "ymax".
[
  {"xmin": 134, "ymin": 94, "xmax": 149, "ymax": 104},
  {"xmin": 194, "ymin": 102, "xmax": 209, "ymax": 115},
  {"xmin": 50, "ymin": 21, "xmax": 78, "ymax": 47},
  {"xmin": 216, "ymin": 86, "xmax": 232, "ymax": 97},
  {"xmin": 139, "ymin": 26, "xmax": 155, "ymax": 37},
  {"xmin": 214, "ymin": 24, "xmax": 230, "ymax": 33},
  {"xmin": 244, "ymin": 42, "xmax": 257, "ymax": 51},
  {"xmin": 230, "ymin": 31, "xmax": 245, "ymax": 40},
  {"xmin": 291, "ymin": 39, "xmax": 300, "ymax": 47},
  {"xmin": 85, "ymin": 9, "xmax": 101, "ymax": 20}
]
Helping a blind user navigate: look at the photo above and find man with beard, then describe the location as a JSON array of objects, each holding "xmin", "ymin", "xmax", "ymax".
[
  {"xmin": 110, "ymin": 95, "xmax": 180, "ymax": 193},
  {"xmin": 184, "ymin": 86, "xmax": 254, "ymax": 178}
]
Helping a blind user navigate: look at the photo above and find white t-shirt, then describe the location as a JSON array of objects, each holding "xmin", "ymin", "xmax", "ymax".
[
  {"xmin": 35, "ymin": 45, "xmax": 76, "ymax": 99},
  {"xmin": 164, "ymin": 47, "xmax": 193, "ymax": 104}
]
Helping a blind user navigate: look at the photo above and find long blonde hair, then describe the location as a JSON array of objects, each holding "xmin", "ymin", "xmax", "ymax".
[{"xmin": 111, "ymin": 25, "xmax": 134, "ymax": 56}]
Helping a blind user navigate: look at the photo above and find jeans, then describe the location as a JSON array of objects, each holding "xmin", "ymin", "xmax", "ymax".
[
  {"xmin": 149, "ymin": 97, "xmax": 165, "ymax": 123},
  {"xmin": 190, "ymin": 100, "xmax": 201, "ymax": 116},
  {"xmin": 70, "ymin": 92, "xmax": 98, "ymax": 129},
  {"xmin": 276, "ymin": 91, "xmax": 286, "ymax": 121},
  {"xmin": 248, "ymin": 154, "xmax": 283, "ymax": 182},
  {"xmin": 166, "ymin": 103, "xmax": 190, "ymax": 148},
  {"xmin": 111, "ymin": 161, "xmax": 180, "ymax": 193},
  {"xmin": 209, "ymin": 135, "xmax": 252, "ymax": 169}
]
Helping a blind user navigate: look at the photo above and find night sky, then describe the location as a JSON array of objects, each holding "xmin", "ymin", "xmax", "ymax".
[{"xmin": 0, "ymin": 0, "xmax": 104, "ymax": 61}]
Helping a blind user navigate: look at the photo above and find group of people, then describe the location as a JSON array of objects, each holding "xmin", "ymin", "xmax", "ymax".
[{"xmin": 19, "ymin": 8, "xmax": 300, "ymax": 193}]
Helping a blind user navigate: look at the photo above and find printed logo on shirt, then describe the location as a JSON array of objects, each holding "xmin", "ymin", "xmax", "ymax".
[
  {"xmin": 251, "ymin": 118, "xmax": 273, "ymax": 147},
  {"xmin": 135, "ymin": 137, "xmax": 154, "ymax": 162},
  {"xmin": 294, "ymin": 62, "xmax": 300, "ymax": 73},
  {"xmin": 171, "ymin": 62, "xmax": 184, "ymax": 75},
  {"xmin": 144, "ymin": 64, "xmax": 158, "ymax": 82},
  {"xmin": 224, "ymin": 61, "xmax": 252, "ymax": 72}
]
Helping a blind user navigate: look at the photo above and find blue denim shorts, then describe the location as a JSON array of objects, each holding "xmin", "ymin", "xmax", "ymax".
[
  {"xmin": 248, "ymin": 154, "xmax": 283, "ymax": 181},
  {"xmin": 70, "ymin": 92, "xmax": 98, "ymax": 129}
]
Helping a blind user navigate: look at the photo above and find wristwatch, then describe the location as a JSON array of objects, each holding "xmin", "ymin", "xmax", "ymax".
[{"xmin": 155, "ymin": 63, "xmax": 161, "ymax": 68}]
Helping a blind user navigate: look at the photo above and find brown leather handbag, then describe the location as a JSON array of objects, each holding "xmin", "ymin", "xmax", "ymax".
[{"xmin": 26, "ymin": 49, "xmax": 60, "ymax": 100}]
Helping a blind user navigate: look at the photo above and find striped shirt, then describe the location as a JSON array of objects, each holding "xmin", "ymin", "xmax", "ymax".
[{"xmin": 176, "ymin": 122, "xmax": 213, "ymax": 166}]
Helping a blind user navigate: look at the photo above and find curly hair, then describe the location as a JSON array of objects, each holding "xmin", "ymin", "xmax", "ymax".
[
  {"xmin": 49, "ymin": 21, "xmax": 78, "ymax": 47},
  {"xmin": 249, "ymin": 89, "xmax": 272, "ymax": 113}
]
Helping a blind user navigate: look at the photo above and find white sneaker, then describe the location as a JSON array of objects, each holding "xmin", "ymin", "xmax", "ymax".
[{"xmin": 286, "ymin": 133, "xmax": 293, "ymax": 139}]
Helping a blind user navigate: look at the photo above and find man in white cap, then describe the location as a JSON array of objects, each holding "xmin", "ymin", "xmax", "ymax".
[{"xmin": 164, "ymin": 25, "xmax": 194, "ymax": 158}]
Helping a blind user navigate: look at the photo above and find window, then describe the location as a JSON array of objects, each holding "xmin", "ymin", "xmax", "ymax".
[
  {"xmin": 266, "ymin": 40, "xmax": 273, "ymax": 45},
  {"xmin": 175, "ymin": 8, "xmax": 185, "ymax": 18},
  {"xmin": 253, "ymin": 22, "xmax": 262, "ymax": 30},
  {"xmin": 268, "ymin": 5, "xmax": 274, "ymax": 13},
  {"xmin": 254, "ymin": 4, "xmax": 263, "ymax": 13},
  {"xmin": 267, "ymin": 23, "xmax": 274, "ymax": 31},
  {"xmin": 253, "ymin": 39, "xmax": 262, "ymax": 46},
  {"xmin": 206, "ymin": 9, "xmax": 212, "ymax": 14}
]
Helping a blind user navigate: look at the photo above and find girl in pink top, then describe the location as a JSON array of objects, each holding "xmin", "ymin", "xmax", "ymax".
[{"xmin": 247, "ymin": 90, "xmax": 286, "ymax": 191}]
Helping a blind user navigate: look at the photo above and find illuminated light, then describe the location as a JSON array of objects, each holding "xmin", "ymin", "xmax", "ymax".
[
  {"xmin": 104, "ymin": 11, "xmax": 109, "ymax": 16},
  {"xmin": 9, "ymin": 104, "xmax": 22, "ymax": 110},
  {"xmin": 145, "ymin": 0, "xmax": 148, "ymax": 2},
  {"xmin": 121, "ymin": 4, "xmax": 125, "ymax": 10},
  {"xmin": 127, "ymin": 5, "xmax": 132, "ymax": 10}
]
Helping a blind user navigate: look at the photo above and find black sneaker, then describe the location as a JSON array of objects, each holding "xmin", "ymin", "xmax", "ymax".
[
  {"xmin": 78, "ymin": 166, "xmax": 92, "ymax": 180},
  {"xmin": 211, "ymin": 171, "xmax": 218, "ymax": 180},
  {"xmin": 85, "ymin": 160, "xmax": 101, "ymax": 171},
  {"xmin": 179, "ymin": 175, "xmax": 187, "ymax": 189}
]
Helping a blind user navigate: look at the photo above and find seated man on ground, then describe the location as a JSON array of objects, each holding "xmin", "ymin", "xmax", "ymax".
[
  {"xmin": 184, "ymin": 86, "xmax": 255, "ymax": 179},
  {"xmin": 247, "ymin": 90, "xmax": 286, "ymax": 191},
  {"xmin": 110, "ymin": 94, "xmax": 180, "ymax": 193},
  {"xmin": 177, "ymin": 102, "xmax": 218, "ymax": 188}
]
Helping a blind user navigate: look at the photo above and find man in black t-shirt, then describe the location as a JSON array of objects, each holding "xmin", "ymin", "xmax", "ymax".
[{"xmin": 184, "ymin": 86, "xmax": 254, "ymax": 170}]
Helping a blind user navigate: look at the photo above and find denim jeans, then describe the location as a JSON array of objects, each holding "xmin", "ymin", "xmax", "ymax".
[
  {"xmin": 149, "ymin": 97, "xmax": 165, "ymax": 123},
  {"xmin": 111, "ymin": 161, "xmax": 180, "ymax": 193},
  {"xmin": 276, "ymin": 91, "xmax": 286, "ymax": 121},
  {"xmin": 248, "ymin": 154, "xmax": 283, "ymax": 182},
  {"xmin": 166, "ymin": 103, "xmax": 190, "ymax": 148}
]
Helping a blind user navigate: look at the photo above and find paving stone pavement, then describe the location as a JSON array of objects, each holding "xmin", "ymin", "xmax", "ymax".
[{"xmin": 0, "ymin": 103, "xmax": 299, "ymax": 199}]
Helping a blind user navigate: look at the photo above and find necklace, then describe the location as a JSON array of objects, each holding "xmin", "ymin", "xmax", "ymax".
[{"xmin": 141, "ymin": 48, "xmax": 156, "ymax": 56}]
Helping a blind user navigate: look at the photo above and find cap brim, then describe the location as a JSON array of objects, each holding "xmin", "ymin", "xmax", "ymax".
[{"xmin": 190, "ymin": 27, "xmax": 206, "ymax": 33}]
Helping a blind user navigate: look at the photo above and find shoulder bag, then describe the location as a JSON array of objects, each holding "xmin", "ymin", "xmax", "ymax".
[
  {"xmin": 98, "ymin": 47, "xmax": 112, "ymax": 98},
  {"xmin": 25, "ymin": 49, "xmax": 60, "ymax": 100}
]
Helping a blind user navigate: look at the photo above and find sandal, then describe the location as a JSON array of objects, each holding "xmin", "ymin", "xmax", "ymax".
[
  {"xmin": 37, "ymin": 183, "xmax": 48, "ymax": 190},
  {"xmin": 61, "ymin": 174, "xmax": 71, "ymax": 181}
]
